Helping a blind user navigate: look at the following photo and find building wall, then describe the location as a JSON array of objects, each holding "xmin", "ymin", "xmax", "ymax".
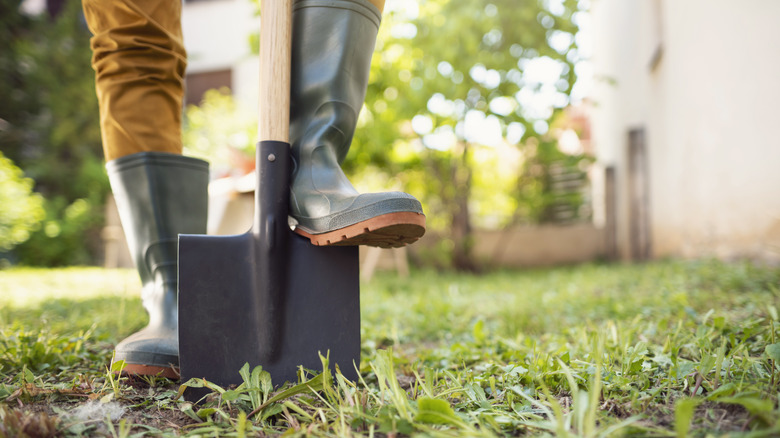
[
  {"xmin": 182, "ymin": 0, "xmax": 260, "ymax": 109},
  {"xmin": 590, "ymin": 0, "xmax": 780, "ymax": 262},
  {"xmin": 470, "ymin": 225, "xmax": 605, "ymax": 268}
]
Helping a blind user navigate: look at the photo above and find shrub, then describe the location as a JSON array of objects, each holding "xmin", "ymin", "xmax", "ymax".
[{"xmin": 0, "ymin": 152, "xmax": 44, "ymax": 253}]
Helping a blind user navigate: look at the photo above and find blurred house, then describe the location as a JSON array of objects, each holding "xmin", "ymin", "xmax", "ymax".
[
  {"xmin": 589, "ymin": 0, "xmax": 780, "ymax": 263},
  {"xmin": 178, "ymin": 0, "xmax": 608, "ymax": 269},
  {"xmin": 180, "ymin": 0, "xmax": 412, "ymax": 277},
  {"xmin": 182, "ymin": 0, "xmax": 260, "ymax": 107}
]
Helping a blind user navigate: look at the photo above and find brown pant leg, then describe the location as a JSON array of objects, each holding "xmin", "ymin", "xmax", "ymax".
[
  {"xmin": 368, "ymin": 0, "xmax": 385, "ymax": 13},
  {"xmin": 82, "ymin": 0, "xmax": 186, "ymax": 161}
]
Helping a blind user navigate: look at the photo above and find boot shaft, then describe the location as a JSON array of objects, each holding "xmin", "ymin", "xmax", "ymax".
[
  {"xmin": 289, "ymin": 0, "xmax": 382, "ymax": 220},
  {"xmin": 107, "ymin": 152, "xmax": 209, "ymax": 290},
  {"xmin": 290, "ymin": 0, "xmax": 381, "ymax": 165}
]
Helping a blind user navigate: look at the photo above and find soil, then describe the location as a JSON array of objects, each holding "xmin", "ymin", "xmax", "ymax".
[{"xmin": 1, "ymin": 376, "xmax": 198, "ymax": 437}]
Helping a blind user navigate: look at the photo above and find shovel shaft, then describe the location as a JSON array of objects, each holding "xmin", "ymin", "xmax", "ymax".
[
  {"xmin": 258, "ymin": 0, "xmax": 292, "ymax": 143},
  {"xmin": 255, "ymin": 0, "xmax": 293, "ymax": 236}
]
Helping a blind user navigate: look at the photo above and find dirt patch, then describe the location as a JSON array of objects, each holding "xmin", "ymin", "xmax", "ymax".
[
  {"xmin": 119, "ymin": 404, "xmax": 195, "ymax": 435},
  {"xmin": 693, "ymin": 400, "xmax": 750, "ymax": 433},
  {"xmin": 2, "ymin": 375, "xmax": 200, "ymax": 436},
  {"xmin": 639, "ymin": 397, "xmax": 752, "ymax": 433}
]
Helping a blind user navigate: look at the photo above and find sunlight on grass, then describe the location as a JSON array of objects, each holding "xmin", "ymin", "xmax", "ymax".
[
  {"xmin": 1, "ymin": 260, "xmax": 779, "ymax": 436},
  {"xmin": 0, "ymin": 268, "xmax": 144, "ymax": 348},
  {"xmin": 0, "ymin": 267, "xmax": 139, "ymax": 308}
]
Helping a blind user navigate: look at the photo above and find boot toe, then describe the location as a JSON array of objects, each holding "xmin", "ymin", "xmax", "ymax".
[
  {"xmin": 295, "ymin": 191, "xmax": 423, "ymax": 233},
  {"xmin": 330, "ymin": 192, "xmax": 422, "ymax": 229},
  {"xmin": 292, "ymin": 192, "xmax": 426, "ymax": 247},
  {"xmin": 113, "ymin": 326, "xmax": 179, "ymax": 371}
]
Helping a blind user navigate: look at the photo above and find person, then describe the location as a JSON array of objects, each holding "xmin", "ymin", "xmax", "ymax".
[{"xmin": 82, "ymin": 0, "xmax": 426, "ymax": 378}]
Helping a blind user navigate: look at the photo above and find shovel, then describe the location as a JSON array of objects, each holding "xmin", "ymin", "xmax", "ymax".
[{"xmin": 178, "ymin": 0, "xmax": 360, "ymax": 400}]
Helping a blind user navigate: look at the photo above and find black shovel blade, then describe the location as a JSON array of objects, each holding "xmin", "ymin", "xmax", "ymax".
[{"xmin": 178, "ymin": 231, "xmax": 359, "ymax": 400}]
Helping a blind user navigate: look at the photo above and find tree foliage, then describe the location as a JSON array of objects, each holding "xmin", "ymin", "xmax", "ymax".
[
  {"xmin": 0, "ymin": 0, "xmax": 108, "ymax": 265},
  {"xmin": 0, "ymin": 152, "xmax": 44, "ymax": 253},
  {"xmin": 350, "ymin": 0, "xmax": 586, "ymax": 269},
  {"xmin": 183, "ymin": 88, "xmax": 257, "ymax": 178}
]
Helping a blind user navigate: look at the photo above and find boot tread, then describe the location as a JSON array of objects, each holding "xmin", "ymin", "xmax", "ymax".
[
  {"xmin": 114, "ymin": 363, "xmax": 179, "ymax": 379},
  {"xmin": 295, "ymin": 211, "xmax": 426, "ymax": 248}
]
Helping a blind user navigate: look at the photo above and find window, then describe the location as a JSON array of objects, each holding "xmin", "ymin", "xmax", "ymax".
[{"xmin": 185, "ymin": 69, "xmax": 232, "ymax": 105}]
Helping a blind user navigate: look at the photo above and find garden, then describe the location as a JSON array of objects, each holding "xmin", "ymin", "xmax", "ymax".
[{"xmin": 1, "ymin": 260, "xmax": 779, "ymax": 436}]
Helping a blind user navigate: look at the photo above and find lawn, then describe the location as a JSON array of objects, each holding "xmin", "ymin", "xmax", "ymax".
[{"xmin": 1, "ymin": 260, "xmax": 779, "ymax": 437}]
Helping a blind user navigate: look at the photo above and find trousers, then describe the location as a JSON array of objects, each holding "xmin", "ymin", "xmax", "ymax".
[
  {"xmin": 83, "ymin": 0, "xmax": 186, "ymax": 161},
  {"xmin": 82, "ymin": 0, "xmax": 386, "ymax": 161}
]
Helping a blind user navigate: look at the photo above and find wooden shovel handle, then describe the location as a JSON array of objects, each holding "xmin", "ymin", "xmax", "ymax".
[{"xmin": 258, "ymin": 0, "xmax": 292, "ymax": 143}]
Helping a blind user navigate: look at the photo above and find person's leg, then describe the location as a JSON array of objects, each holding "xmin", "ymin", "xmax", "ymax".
[
  {"xmin": 105, "ymin": 153, "xmax": 208, "ymax": 378},
  {"xmin": 367, "ymin": 0, "xmax": 385, "ymax": 12},
  {"xmin": 289, "ymin": 0, "xmax": 427, "ymax": 248},
  {"xmin": 83, "ymin": 0, "xmax": 209, "ymax": 377},
  {"xmin": 83, "ymin": 0, "xmax": 186, "ymax": 160}
]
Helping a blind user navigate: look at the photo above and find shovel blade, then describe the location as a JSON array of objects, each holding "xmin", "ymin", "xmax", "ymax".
[{"xmin": 178, "ymin": 231, "xmax": 359, "ymax": 400}]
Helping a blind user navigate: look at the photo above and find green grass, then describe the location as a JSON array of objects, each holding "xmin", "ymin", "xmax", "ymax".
[{"xmin": 1, "ymin": 260, "xmax": 779, "ymax": 437}]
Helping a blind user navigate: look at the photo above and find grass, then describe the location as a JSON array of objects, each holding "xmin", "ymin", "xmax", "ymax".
[{"xmin": 0, "ymin": 259, "xmax": 779, "ymax": 436}]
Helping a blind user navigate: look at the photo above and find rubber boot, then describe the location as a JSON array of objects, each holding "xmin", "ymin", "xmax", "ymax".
[
  {"xmin": 289, "ymin": 0, "xmax": 426, "ymax": 248},
  {"xmin": 107, "ymin": 152, "xmax": 209, "ymax": 378}
]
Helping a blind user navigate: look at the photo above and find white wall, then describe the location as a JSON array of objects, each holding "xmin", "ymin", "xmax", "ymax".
[
  {"xmin": 590, "ymin": 0, "xmax": 780, "ymax": 262},
  {"xmin": 182, "ymin": 0, "xmax": 260, "ymax": 110}
]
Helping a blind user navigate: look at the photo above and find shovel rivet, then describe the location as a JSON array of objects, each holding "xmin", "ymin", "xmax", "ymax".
[{"xmin": 267, "ymin": 153, "xmax": 276, "ymax": 162}]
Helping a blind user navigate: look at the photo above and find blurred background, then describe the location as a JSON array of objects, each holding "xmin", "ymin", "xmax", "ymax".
[{"xmin": 2, "ymin": 0, "xmax": 779, "ymax": 272}]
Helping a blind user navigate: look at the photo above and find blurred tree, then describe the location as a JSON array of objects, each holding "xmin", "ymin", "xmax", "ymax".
[
  {"xmin": 183, "ymin": 88, "xmax": 257, "ymax": 177},
  {"xmin": 0, "ymin": 152, "xmax": 45, "ymax": 254},
  {"xmin": 0, "ymin": 0, "xmax": 108, "ymax": 266},
  {"xmin": 1, "ymin": 0, "xmax": 39, "ymax": 151},
  {"xmin": 350, "ymin": 0, "xmax": 584, "ymax": 270}
]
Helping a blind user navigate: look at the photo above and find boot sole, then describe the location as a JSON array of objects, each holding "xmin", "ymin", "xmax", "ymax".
[
  {"xmin": 294, "ymin": 212, "xmax": 426, "ymax": 248},
  {"xmin": 115, "ymin": 363, "xmax": 180, "ymax": 380}
]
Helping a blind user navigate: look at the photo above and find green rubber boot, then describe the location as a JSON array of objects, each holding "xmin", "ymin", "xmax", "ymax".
[
  {"xmin": 107, "ymin": 152, "xmax": 208, "ymax": 378},
  {"xmin": 289, "ymin": 0, "xmax": 426, "ymax": 248}
]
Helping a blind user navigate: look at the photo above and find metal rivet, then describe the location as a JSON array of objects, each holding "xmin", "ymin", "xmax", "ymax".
[{"xmin": 268, "ymin": 154, "xmax": 276, "ymax": 162}]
